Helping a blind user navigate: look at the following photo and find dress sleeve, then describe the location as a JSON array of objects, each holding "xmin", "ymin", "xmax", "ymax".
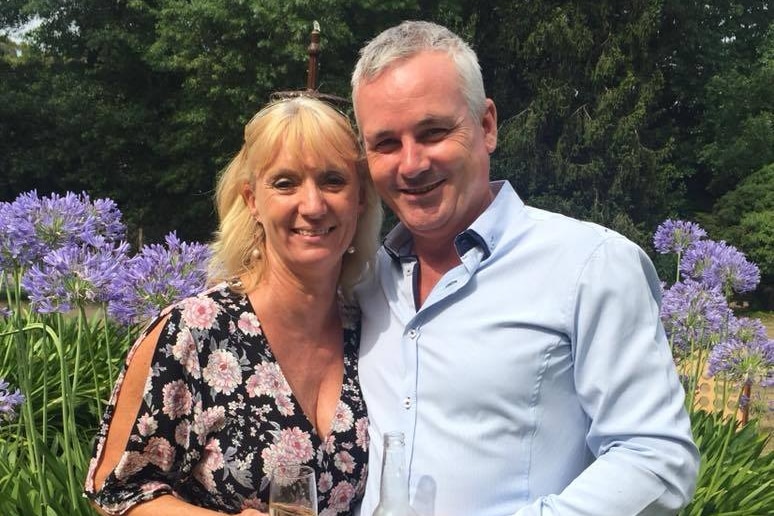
[
  {"xmin": 515, "ymin": 236, "xmax": 700, "ymax": 515},
  {"xmin": 84, "ymin": 306, "xmax": 203, "ymax": 515}
]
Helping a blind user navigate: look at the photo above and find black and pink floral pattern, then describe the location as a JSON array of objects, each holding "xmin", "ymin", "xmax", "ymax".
[{"xmin": 84, "ymin": 282, "xmax": 369, "ymax": 515}]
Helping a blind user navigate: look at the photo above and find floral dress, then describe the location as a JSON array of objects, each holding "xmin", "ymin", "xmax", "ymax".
[{"xmin": 84, "ymin": 282, "xmax": 369, "ymax": 515}]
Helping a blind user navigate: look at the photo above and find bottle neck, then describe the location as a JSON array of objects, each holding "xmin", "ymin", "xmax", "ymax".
[{"xmin": 379, "ymin": 435, "xmax": 410, "ymax": 503}]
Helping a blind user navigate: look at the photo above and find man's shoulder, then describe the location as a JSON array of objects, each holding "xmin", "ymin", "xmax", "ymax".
[{"xmin": 516, "ymin": 204, "xmax": 629, "ymax": 250}]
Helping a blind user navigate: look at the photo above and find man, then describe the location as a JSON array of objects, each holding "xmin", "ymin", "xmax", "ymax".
[{"xmin": 352, "ymin": 20, "xmax": 699, "ymax": 516}]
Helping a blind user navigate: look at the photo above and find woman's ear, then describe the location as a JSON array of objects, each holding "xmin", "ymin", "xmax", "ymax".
[{"xmin": 241, "ymin": 182, "xmax": 261, "ymax": 222}]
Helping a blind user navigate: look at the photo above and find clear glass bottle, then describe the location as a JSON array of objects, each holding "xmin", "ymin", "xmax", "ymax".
[{"xmin": 373, "ymin": 431, "xmax": 419, "ymax": 516}]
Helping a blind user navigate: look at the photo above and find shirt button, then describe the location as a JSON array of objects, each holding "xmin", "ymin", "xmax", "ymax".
[
  {"xmin": 403, "ymin": 397, "xmax": 412, "ymax": 409},
  {"xmin": 407, "ymin": 329, "xmax": 418, "ymax": 339}
]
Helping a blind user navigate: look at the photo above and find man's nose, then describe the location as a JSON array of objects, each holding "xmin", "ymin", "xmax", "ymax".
[{"xmin": 398, "ymin": 140, "xmax": 429, "ymax": 178}]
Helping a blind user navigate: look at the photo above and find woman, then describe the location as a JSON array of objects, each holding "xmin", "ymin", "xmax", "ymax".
[{"xmin": 84, "ymin": 96, "xmax": 382, "ymax": 515}]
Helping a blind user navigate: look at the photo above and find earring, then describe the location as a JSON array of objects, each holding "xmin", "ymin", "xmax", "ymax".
[
  {"xmin": 346, "ymin": 246, "xmax": 356, "ymax": 254},
  {"xmin": 252, "ymin": 248, "xmax": 261, "ymax": 259}
]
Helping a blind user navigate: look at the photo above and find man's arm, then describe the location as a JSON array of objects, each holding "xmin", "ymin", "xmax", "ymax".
[{"xmin": 516, "ymin": 236, "xmax": 699, "ymax": 515}]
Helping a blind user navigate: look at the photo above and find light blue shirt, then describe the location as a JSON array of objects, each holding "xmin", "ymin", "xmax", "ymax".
[{"xmin": 356, "ymin": 181, "xmax": 699, "ymax": 516}]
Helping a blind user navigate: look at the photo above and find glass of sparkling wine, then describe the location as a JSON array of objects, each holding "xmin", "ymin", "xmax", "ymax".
[{"xmin": 269, "ymin": 464, "xmax": 318, "ymax": 516}]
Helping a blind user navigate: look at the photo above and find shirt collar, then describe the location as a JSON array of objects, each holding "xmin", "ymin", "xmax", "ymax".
[{"xmin": 383, "ymin": 180, "xmax": 522, "ymax": 262}]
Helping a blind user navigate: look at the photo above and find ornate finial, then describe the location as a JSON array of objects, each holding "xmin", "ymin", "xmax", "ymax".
[
  {"xmin": 306, "ymin": 21, "xmax": 321, "ymax": 91},
  {"xmin": 269, "ymin": 21, "xmax": 350, "ymax": 111}
]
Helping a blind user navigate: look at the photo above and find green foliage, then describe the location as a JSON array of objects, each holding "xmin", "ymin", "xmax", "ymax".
[
  {"xmin": 484, "ymin": 1, "xmax": 679, "ymax": 246},
  {"xmin": 2, "ymin": 0, "xmax": 770, "ymax": 255},
  {"xmin": 0, "ymin": 273, "xmax": 132, "ymax": 515},
  {"xmin": 698, "ymin": 27, "xmax": 774, "ymax": 196},
  {"xmin": 0, "ymin": 0, "xmax": 426, "ymax": 245},
  {"xmin": 659, "ymin": 0, "xmax": 773, "ymax": 213},
  {"xmin": 697, "ymin": 164, "xmax": 774, "ymax": 307},
  {"xmin": 710, "ymin": 164, "xmax": 774, "ymax": 273},
  {"xmin": 679, "ymin": 410, "xmax": 774, "ymax": 516}
]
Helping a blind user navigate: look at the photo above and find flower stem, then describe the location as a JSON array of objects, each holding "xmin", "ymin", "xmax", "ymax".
[
  {"xmin": 704, "ymin": 390, "xmax": 744, "ymax": 498},
  {"xmin": 101, "ymin": 302, "xmax": 116, "ymax": 387},
  {"xmin": 79, "ymin": 305, "xmax": 103, "ymax": 421}
]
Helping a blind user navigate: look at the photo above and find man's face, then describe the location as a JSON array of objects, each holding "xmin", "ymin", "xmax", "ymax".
[{"xmin": 354, "ymin": 51, "xmax": 497, "ymax": 243}]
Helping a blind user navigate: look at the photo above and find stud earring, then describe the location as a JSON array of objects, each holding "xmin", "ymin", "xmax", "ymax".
[
  {"xmin": 346, "ymin": 246, "xmax": 356, "ymax": 254},
  {"xmin": 252, "ymin": 248, "xmax": 261, "ymax": 259}
]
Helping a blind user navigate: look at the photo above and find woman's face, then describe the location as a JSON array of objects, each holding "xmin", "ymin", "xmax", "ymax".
[{"xmin": 243, "ymin": 146, "xmax": 364, "ymax": 280}]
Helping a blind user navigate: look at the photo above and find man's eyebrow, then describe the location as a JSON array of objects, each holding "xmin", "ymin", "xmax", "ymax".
[
  {"xmin": 416, "ymin": 114, "xmax": 456, "ymax": 128},
  {"xmin": 364, "ymin": 115, "xmax": 456, "ymax": 142}
]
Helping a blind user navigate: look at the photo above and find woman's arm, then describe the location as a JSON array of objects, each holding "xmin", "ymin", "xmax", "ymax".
[
  {"xmin": 124, "ymin": 495, "xmax": 267, "ymax": 516},
  {"xmin": 90, "ymin": 319, "xmax": 269, "ymax": 516},
  {"xmin": 92, "ymin": 319, "xmax": 166, "ymax": 492}
]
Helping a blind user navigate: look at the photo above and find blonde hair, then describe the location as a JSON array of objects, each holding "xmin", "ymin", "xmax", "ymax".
[{"xmin": 209, "ymin": 96, "xmax": 382, "ymax": 297}]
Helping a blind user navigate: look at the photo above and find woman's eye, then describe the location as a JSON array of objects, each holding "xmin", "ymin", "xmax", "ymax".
[
  {"xmin": 326, "ymin": 173, "xmax": 347, "ymax": 185},
  {"xmin": 321, "ymin": 172, "xmax": 348, "ymax": 189},
  {"xmin": 372, "ymin": 139, "xmax": 399, "ymax": 153},
  {"xmin": 270, "ymin": 177, "xmax": 296, "ymax": 190}
]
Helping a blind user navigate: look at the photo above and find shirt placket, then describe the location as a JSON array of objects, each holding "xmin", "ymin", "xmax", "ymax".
[{"xmin": 395, "ymin": 258, "xmax": 419, "ymax": 478}]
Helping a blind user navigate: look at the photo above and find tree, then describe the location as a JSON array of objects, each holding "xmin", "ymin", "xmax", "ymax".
[
  {"xmin": 656, "ymin": 0, "xmax": 772, "ymax": 212},
  {"xmin": 474, "ymin": 1, "xmax": 677, "ymax": 247},
  {"xmin": 698, "ymin": 25, "xmax": 773, "ymax": 195},
  {"xmin": 701, "ymin": 164, "xmax": 774, "ymax": 308},
  {"xmin": 0, "ymin": 0, "xmax": 420, "ymax": 244}
]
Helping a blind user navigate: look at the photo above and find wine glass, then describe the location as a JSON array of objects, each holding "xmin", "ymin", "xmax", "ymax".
[{"xmin": 269, "ymin": 464, "xmax": 318, "ymax": 516}]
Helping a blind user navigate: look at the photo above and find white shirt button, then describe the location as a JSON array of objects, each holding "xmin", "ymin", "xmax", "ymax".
[
  {"xmin": 407, "ymin": 329, "xmax": 418, "ymax": 339},
  {"xmin": 403, "ymin": 396, "xmax": 412, "ymax": 409}
]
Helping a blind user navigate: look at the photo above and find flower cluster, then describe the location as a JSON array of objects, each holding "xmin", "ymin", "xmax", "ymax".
[
  {"xmin": 655, "ymin": 220, "xmax": 772, "ymax": 395},
  {"xmin": 0, "ymin": 191, "xmax": 124, "ymax": 273},
  {"xmin": 108, "ymin": 232, "xmax": 211, "ymax": 326},
  {"xmin": 653, "ymin": 219, "xmax": 706, "ymax": 255},
  {"xmin": 707, "ymin": 317, "xmax": 774, "ymax": 388},
  {"xmin": 21, "ymin": 242, "xmax": 130, "ymax": 313},
  {"xmin": 660, "ymin": 279, "xmax": 731, "ymax": 356},
  {"xmin": 1, "ymin": 191, "xmax": 210, "ymax": 326},
  {"xmin": 681, "ymin": 240, "xmax": 761, "ymax": 296},
  {"xmin": 0, "ymin": 379, "xmax": 24, "ymax": 424}
]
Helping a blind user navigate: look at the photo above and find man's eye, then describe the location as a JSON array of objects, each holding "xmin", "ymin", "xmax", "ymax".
[{"xmin": 422, "ymin": 127, "xmax": 449, "ymax": 141}]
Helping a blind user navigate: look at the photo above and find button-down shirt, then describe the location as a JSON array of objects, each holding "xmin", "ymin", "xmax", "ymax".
[{"xmin": 356, "ymin": 181, "xmax": 699, "ymax": 516}]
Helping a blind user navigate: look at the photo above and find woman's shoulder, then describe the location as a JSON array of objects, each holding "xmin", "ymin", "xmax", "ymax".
[{"xmin": 163, "ymin": 281, "xmax": 249, "ymax": 320}]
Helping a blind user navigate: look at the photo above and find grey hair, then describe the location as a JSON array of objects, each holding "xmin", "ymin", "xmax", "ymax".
[{"xmin": 351, "ymin": 20, "xmax": 486, "ymax": 118}]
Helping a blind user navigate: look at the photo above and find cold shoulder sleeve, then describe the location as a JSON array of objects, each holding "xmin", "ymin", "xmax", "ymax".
[{"xmin": 84, "ymin": 304, "xmax": 207, "ymax": 515}]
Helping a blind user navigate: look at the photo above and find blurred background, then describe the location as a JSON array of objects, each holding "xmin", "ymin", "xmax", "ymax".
[{"xmin": 1, "ymin": 1, "xmax": 772, "ymax": 308}]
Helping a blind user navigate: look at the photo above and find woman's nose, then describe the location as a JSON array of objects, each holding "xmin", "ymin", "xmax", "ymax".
[{"xmin": 298, "ymin": 184, "xmax": 327, "ymax": 217}]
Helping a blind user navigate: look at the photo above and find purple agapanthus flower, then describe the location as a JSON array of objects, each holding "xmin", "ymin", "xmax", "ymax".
[
  {"xmin": 21, "ymin": 241, "xmax": 130, "ymax": 314},
  {"xmin": 0, "ymin": 379, "xmax": 25, "ymax": 423},
  {"xmin": 0, "ymin": 192, "xmax": 45, "ymax": 272},
  {"xmin": 0, "ymin": 191, "xmax": 126, "ymax": 275},
  {"xmin": 108, "ymin": 232, "xmax": 210, "ymax": 326},
  {"xmin": 681, "ymin": 240, "xmax": 760, "ymax": 295},
  {"xmin": 707, "ymin": 317, "xmax": 774, "ymax": 387},
  {"xmin": 653, "ymin": 219, "xmax": 707, "ymax": 255},
  {"xmin": 660, "ymin": 279, "xmax": 733, "ymax": 355}
]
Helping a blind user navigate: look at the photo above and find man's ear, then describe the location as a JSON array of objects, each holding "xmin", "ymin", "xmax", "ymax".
[{"xmin": 482, "ymin": 99, "xmax": 498, "ymax": 154}]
